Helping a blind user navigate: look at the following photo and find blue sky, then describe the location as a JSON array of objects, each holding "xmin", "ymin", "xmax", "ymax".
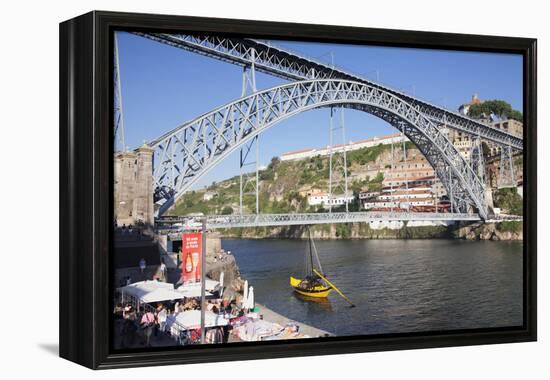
[{"xmin": 116, "ymin": 32, "xmax": 522, "ymax": 189}]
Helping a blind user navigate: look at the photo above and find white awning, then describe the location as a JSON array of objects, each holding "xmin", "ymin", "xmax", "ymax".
[
  {"xmin": 120, "ymin": 280, "xmax": 218, "ymax": 303},
  {"xmin": 175, "ymin": 285, "xmax": 213, "ymax": 298},
  {"xmin": 120, "ymin": 280, "xmax": 183, "ymax": 303},
  {"xmin": 176, "ymin": 278, "xmax": 219, "ymax": 294},
  {"xmin": 172, "ymin": 310, "xmax": 229, "ymax": 329}
]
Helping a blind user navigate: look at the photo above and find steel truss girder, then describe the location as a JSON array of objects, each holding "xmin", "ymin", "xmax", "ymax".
[
  {"xmin": 498, "ymin": 144, "xmax": 516, "ymax": 188},
  {"xmin": 150, "ymin": 79, "xmax": 489, "ymax": 219},
  {"xmin": 470, "ymin": 136, "xmax": 487, "ymax": 186},
  {"xmin": 135, "ymin": 32, "xmax": 523, "ymax": 151}
]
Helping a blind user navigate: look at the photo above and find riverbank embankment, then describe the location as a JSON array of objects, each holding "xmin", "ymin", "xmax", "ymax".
[{"xmin": 217, "ymin": 221, "xmax": 523, "ymax": 241}]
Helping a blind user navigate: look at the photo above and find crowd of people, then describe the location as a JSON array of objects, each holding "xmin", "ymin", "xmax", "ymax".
[
  {"xmin": 113, "ymin": 295, "xmax": 248, "ymax": 348},
  {"xmin": 113, "ymin": 303, "xmax": 165, "ymax": 348}
]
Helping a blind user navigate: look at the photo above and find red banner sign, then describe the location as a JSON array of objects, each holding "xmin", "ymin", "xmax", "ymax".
[{"xmin": 181, "ymin": 232, "xmax": 202, "ymax": 284}]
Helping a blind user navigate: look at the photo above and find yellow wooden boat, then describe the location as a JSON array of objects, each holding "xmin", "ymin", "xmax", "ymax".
[
  {"xmin": 290, "ymin": 276, "xmax": 332, "ymax": 298},
  {"xmin": 290, "ymin": 229, "xmax": 355, "ymax": 306},
  {"xmin": 290, "ymin": 229, "xmax": 333, "ymax": 298}
]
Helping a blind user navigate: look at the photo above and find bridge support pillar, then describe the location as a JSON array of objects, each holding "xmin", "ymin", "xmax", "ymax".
[
  {"xmin": 114, "ymin": 151, "xmax": 136, "ymax": 225},
  {"xmin": 114, "ymin": 144, "xmax": 154, "ymax": 227}
]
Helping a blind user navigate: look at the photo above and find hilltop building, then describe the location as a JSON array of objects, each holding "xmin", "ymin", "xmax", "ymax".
[
  {"xmin": 306, "ymin": 189, "xmax": 354, "ymax": 207},
  {"xmin": 359, "ymin": 154, "xmax": 448, "ymax": 212},
  {"xmin": 361, "ymin": 185, "xmax": 437, "ymax": 210},
  {"xmin": 488, "ymin": 119, "xmax": 524, "ymax": 156},
  {"xmin": 203, "ymin": 191, "xmax": 217, "ymax": 201},
  {"xmin": 458, "ymin": 94, "xmax": 483, "ymax": 116},
  {"xmin": 454, "ymin": 94, "xmax": 524, "ymax": 159},
  {"xmin": 452, "ymin": 94, "xmax": 487, "ymax": 160},
  {"xmin": 382, "ymin": 158, "xmax": 446, "ymax": 197},
  {"xmin": 492, "ymin": 118, "xmax": 523, "ymax": 138},
  {"xmin": 280, "ymin": 133, "xmax": 408, "ymax": 162}
]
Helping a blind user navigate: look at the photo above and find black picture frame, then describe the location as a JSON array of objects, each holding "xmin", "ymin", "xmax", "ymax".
[{"xmin": 59, "ymin": 10, "xmax": 537, "ymax": 369}]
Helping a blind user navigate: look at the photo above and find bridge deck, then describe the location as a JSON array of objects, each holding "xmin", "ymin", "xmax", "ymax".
[{"xmin": 158, "ymin": 211, "xmax": 481, "ymax": 231}]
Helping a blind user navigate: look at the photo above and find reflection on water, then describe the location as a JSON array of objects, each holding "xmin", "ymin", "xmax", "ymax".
[
  {"xmin": 293, "ymin": 292, "xmax": 334, "ymax": 312},
  {"xmin": 223, "ymin": 238, "xmax": 523, "ymax": 336}
]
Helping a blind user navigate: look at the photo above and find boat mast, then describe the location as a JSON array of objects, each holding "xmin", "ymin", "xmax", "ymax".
[
  {"xmin": 309, "ymin": 228, "xmax": 324, "ymax": 275},
  {"xmin": 307, "ymin": 228, "xmax": 314, "ymax": 276}
]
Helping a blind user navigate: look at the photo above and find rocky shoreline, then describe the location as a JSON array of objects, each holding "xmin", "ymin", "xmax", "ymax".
[
  {"xmin": 203, "ymin": 234, "xmax": 246, "ymax": 294},
  {"xmin": 454, "ymin": 221, "xmax": 523, "ymax": 241}
]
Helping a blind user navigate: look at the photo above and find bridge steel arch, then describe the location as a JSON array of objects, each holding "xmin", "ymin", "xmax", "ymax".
[
  {"xmin": 137, "ymin": 32, "xmax": 522, "ymax": 152},
  {"xmin": 150, "ymin": 79, "xmax": 489, "ymax": 219}
]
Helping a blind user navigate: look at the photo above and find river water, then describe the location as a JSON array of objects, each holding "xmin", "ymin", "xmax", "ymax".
[{"xmin": 223, "ymin": 238, "xmax": 523, "ymax": 336}]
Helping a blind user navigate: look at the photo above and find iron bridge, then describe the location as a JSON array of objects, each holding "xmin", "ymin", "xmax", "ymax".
[
  {"xmin": 159, "ymin": 211, "xmax": 481, "ymax": 231},
  {"xmin": 135, "ymin": 32, "xmax": 523, "ymax": 150},
  {"xmin": 114, "ymin": 33, "xmax": 524, "ymax": 222},
  {"xmin": 150, "ymin": 79, "xmax": 490, "ymax": 219}
]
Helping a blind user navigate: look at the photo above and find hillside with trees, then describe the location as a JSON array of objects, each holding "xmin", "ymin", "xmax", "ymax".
[{"xmin": 169, "ymin": 142, "xmax": 410, "ymax": 216}]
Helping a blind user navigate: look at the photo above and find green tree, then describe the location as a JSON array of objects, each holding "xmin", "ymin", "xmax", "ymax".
[
  {"xmin": 493, "ymin": 188, "xmax": 523, "ymax": 215},
  {"xmin": 468, "ymin": 99, "xmax": 523, "ymax": 121},
  {"xmin": 221, "ymin": 206, "xmax": 233, "ymax": 215},
  {"xmin": 508, "ymin": 109, "xmax": 523, "ymax": 122},
  {"xmin": 268, "ymin": 156, "xmax": 280, "ymax": 170},
  {"xmin": 335, "ymin": 223, "xmax": 351, "ymax": 238},
  {"xmin": 351, "ymin": 178, "xmax": 369, "ymax": 193},
  {"xmin": 313, "ymin": 156, "xmax": 324, "ymax": 170},
  {"xmin": 372, "ymin": 172, "xmax": 384, "ymax": 183}
]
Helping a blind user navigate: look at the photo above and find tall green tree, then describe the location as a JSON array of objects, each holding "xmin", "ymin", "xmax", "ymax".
[
  {"xmin": 508, "ymin": 109, "xmax": 523, "ymax": 122},
  {"xmin": 468, "ymin": 99, "xmax": 523, "ymax": 121}
]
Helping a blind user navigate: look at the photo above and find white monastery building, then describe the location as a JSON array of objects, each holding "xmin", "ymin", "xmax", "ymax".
[{"xmin": 280, "ymin": 134, "xmax": 408, "ymax": 162}]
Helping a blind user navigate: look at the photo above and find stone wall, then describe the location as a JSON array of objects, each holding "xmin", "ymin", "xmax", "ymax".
[
  {"xmin": 114, "ymin": 151, "xmax": 136, "ymax": 225},
  {"xmin": 114, "ymin": 144, "xmax": 154, "ymax": 226}
]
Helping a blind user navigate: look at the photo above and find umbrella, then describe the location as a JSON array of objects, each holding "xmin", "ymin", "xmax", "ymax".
[
  {"xmin": 219, "ymin": 272, "xmax": 225, "ymax": 297},
  {"xmin": 243, "ymin": 280, "xmax": 249, "ymax": 307},
  {"xmin": 246, "ymin": 286, "xmax": 255, "ymax": 310}
]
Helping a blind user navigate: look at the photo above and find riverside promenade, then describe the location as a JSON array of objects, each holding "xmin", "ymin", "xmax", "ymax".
[{"xmin": 253, "ymin": 303, "xmax": 333, "ymax": 338}]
